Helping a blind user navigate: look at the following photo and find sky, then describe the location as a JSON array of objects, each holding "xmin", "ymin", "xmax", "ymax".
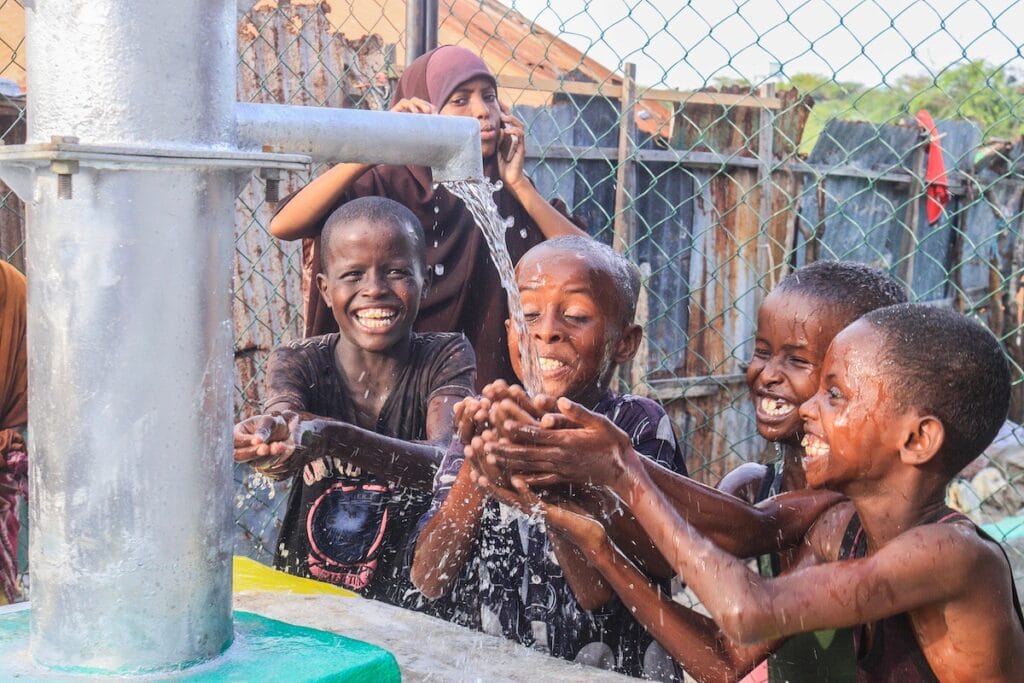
[{"xmin": 510, "ymin": 0, "xmax": 1024, "ymax": 88}]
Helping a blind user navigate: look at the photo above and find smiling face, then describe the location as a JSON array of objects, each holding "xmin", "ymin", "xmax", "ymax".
[
  {"xmin": 797, "ymin": 321, "xmax": 910, "ymax": 492},
  {"xmin": 746, "ymin": 291, "xmax": 848, "ymax": 445},
  {"xmin": 439, "ymin": 76, "xmax": 502, "ymax": 158},
  {"xmin": 507, "ymin": 248, "xmax": 638, "ymax": 406},
  {"xmin": 317, "ymin": 218, "xmax": 424, "ymax": 354}
]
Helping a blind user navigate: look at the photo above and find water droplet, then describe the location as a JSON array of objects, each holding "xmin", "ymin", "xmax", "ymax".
[
  {"xmin": 520, "ymin": 228, "xmax": 528, "ymax": 239},
  {"xmin": 435, "ymin": 263, "xmax": 445, "ymax": 276},
  {"xmin": 434, "ymin": 205, "xmax": 440, "ymax": 214}
]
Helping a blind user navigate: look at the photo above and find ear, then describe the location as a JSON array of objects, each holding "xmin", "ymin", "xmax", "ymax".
[
  {"xmin": 611, "ymin": 323, "xmax": 643, "ymax": 364},
  {"xmin": 898, "ymin": 414, "xmax": 944, "ymax": 466},
  {"xmin": 316, "ymin": 273, "xmax": 331, "ymax": 309}
]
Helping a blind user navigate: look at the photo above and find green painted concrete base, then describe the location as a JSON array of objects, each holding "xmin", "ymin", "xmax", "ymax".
[{"xmin": 0, "ymin": 607, "xmax": 400, "ymax": 682}]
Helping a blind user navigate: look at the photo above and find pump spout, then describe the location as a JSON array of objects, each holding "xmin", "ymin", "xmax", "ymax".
[{"xmin": 235, "ymin": 102, "xmax": 484, "ymax": 182}]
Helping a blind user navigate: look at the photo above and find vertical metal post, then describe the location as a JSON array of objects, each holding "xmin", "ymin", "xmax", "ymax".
[
  {"xmin": 613, "ymin": 63, "xmax": 638, "ymax": 256},
  {"xmin": 406, "ymin": 0, "xmax": 426, "ymax": 66},
  {"xmin": 424, "ymin": 0, "xmax": 439, "ymax": 53},
  {"xmin": 24, "ymin": 0, "xmax": 235, "ymax": 672}
]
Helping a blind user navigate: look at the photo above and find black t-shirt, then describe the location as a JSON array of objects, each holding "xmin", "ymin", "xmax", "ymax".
[{"xmin": 263, "ymin": 331, "xmax": 475, "ymax": 611}]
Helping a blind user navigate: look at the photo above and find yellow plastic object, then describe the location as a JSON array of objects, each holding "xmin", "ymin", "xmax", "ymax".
[{"xmin": 233, "ymin": 555, "xmax": 356, "ymax": 597}]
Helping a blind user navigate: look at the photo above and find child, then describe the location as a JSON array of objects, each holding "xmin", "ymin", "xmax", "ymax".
[
  {"xmin": 234, "ymin": 196, "xmax": 476, "ymax": 616},
  {"xmin": 506, "ymin": 304, "xmax": 1024, "ymax": 681},
  {"xmin": 410, "ymin": 235, "xmax": 688, "ymax": 677},
  {"xmin": 480, "ymin": 261, "xmax": 906, "ymax": 680},
  {"xmin": 269, "ymin": 45, "xmax": 584, "ymax": 389}
]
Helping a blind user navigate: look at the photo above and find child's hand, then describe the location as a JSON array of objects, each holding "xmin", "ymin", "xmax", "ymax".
[
  {"xmin": 496, "ymin": 101, "xmax": 527, "ymax": 190},
  {"xmin": 389, "ymin": 97, "xmax": 435, "ymax": 115},
  {"xmin": 233, "ymin": 411, "xmax": 309, "ymax": 477},
  {"xmin": 485, "ymin": 397, "xmax": 638, "ymax": 488},
  {"xmin": 453, "ymin": 395, "xmax": 492, "ymax": 444}
]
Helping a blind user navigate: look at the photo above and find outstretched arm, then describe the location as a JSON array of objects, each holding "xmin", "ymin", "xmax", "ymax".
[
  {"xmin": 486, "ymin": 398, "xmax": 841, "ymax": 558},
  {"xmin": 608, "ymin": 439, "xmax": 990, "ymax": 644},
  {"xmin": 538, "ymin": 495, "xmax": 778, "ymax": 683},
  {"xmin": 234, "ymin": 388, "xmax": 457, "ymax": 489}
]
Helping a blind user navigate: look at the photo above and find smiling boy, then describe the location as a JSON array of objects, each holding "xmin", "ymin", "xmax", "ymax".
[
  {"xmin": 526, "ymin": 304, "xmax": 1024, "ymax": 680},
  {"xmin": 234, "ymin": 196, "xmax": 476, "ymax": 614},
  {"xmin": 410, "ymin": 236, "xmax": 687, "ymax": 677}
]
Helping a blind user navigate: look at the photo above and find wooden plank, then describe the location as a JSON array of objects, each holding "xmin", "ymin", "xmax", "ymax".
[
  {"xmin": 495, "ymin": 74, "xmax": 782, "ymax": 109},
  {"xmin": 756, "ymin": 79, "xmax": 777, "ymax": 288},
  {"xmin": 612, "ymin": 63, "xmax": 638, "ymax": 255}
]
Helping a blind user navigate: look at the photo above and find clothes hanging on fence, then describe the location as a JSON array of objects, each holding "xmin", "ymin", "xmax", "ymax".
[
  {"xmin": 280, "ymin": 45, "xmax": 562, "ymax": 390},
  {"xmin": 0, "ymin": 260, "xmax": 27, "ymax": 604},
  {"xmin": 915, "ymin": 110, "xmax": 950, "ymax": 225}
]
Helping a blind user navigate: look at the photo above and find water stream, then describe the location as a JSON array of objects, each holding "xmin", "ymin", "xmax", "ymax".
[{"xmin": 443, "ymin": 177, "xmax": 543, "ymax": 396}]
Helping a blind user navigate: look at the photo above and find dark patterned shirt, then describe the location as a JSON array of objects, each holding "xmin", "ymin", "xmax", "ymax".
[
  {"xmin": 263, "ymin": 332, "xmax": 475, "ymax": 614},
  {"xmin": 419, "ymin": 392, "xmax": 687, "ymax": 676}
]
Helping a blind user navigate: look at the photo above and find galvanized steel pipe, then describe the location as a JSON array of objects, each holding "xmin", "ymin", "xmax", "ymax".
[
  {"xmin": 23, "ymin": 0, "xmax": 235, "ymax": 672},
  {"xmin": 8, "ymin": 0, "xmax": 486, "ymax": 675},
  {"xmin": 236, "ymin": 102, "xmax": 484, "ymax": 182}
]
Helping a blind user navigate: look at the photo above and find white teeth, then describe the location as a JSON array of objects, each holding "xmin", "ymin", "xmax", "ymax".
[
  {"xmin": 539, "ymin": 357, "xmax": 567, "ymax": 372},
  {"xmin": 354, "ymin": 308, "xmax": 397, "ymax": 328},
  {"xmin": 759, "ymin": 396, "xmax": 795, "ymax": 417},
  {"xmin": 801, "ymin": 434, "xmax": 831, "ymax": 459}
]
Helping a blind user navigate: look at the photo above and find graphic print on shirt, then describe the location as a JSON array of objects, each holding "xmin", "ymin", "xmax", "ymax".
[{"xmin": 303, "ymin": 455, "xmax": 391, "ymax": 591}]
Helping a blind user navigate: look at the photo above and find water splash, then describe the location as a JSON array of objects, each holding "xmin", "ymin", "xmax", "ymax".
[{"xmin": 444, "ymin": 177, "xmax": 543, "ymax": 396}]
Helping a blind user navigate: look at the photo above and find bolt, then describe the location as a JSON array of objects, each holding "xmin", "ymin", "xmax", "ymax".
[
  {"xmin": 260, "ymin": 168, "xmax": 282, "ymax": 204},
  {"xmin": 50, "ymin": 159, "xmax": 79, "ymax": 200},
  {"xmin": 50, "ymin": 135, "xmax": 80, "ymax": 145}
]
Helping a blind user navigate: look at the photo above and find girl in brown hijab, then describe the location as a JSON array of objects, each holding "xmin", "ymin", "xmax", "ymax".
[
  {"xmin": 270, "ymin": 45, "xmax": 585, "ymax": 389},
  {"xmin": 0, "ymin": 260, "xmax": 27, "ymax": 604}
]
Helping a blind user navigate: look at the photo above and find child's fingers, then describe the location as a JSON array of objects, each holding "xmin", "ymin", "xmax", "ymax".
[
  {"xmin": 539, "ymin": 413, "xmax": 581, "ymax": 430},
  {"xmin": 481, "ymin": 379, "xmax": 511, "ymax": 400},
  {"xmin": 519, "ymin": 473, "xmax": 563, "ymax": 487},
  {"xmin": 234, "ymin": 446, "xmax": 265, "ymax": 463}
]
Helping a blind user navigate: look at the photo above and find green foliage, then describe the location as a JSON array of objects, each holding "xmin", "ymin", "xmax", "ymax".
[
  {"xmin": 778, "ymin": 61, "xmax": 1019, "ymax": 152},
  {"xmin": 739, "ymin": 61, "xmax": 1024, "ymax": 153}
]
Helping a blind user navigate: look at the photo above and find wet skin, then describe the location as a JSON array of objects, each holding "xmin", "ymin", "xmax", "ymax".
[
  {"xmin": 411, "ymin": 245, "xmax": 640, "ymax": 605},
  {"xmin": 233, "ymin": 217, "xmax": 457, "ymax": 490},
  {"xmin": 720, "ymin": 290, "xmax": 850, "ymax": 512},
  {"xmin": 554, "ymin": 320, "xmax": 1024, "ymax": 680},
  {"xmin": 747, "ymin": 291, "xmax": 848, "ymax": 446},
  {"xmin": 506, "ymin": 244, "xmax": 640, "ymax": 408}
]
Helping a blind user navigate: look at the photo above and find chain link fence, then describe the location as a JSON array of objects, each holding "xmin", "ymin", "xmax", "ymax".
[{"xmin": 0, "ymin": 0, "xmax": 1022, "ymax": 592}]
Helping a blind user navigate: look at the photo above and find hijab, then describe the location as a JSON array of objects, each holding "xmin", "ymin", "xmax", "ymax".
[{"xmin": 289, "ymin": 45, "xmax": 549, "ymax": 389}]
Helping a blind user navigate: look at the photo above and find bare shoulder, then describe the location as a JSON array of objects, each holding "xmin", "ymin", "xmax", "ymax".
[
  {"xmin": 718, "ymin": 462, "xmax": 769, "ymax": 504},
  {"xmin": 804, "ymin": 500, "xmax": 856, "ymax": 561}
]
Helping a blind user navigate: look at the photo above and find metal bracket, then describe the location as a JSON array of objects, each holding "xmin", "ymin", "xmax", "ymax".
[{"xmin": 0, "ymin": 141, "xmax": 312, "ymax": 201}]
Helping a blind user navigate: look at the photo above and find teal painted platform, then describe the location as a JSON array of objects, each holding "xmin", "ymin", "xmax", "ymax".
[{"xmin": 0, "ymin": 607, "xmax": 400, "ymax": 682}]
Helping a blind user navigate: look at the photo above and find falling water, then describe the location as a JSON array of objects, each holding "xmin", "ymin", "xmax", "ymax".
[{"xmin": 444, "ymin": 177, "xmax": 543, "ymax": 396}]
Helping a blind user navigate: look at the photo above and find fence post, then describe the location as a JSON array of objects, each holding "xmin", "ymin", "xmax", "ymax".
[
  {"xmin": 405, "ymin": 0, "xmax": 425, "ymax": 66},
  {"xmin": 613, "ymin": 62, "xmax": 638, "ymax": 255},
  {"xmin": 896, "ymin": 129, "xmax": 928, "ymax": 288},
  {"xmin": 756, "ymin": 68, "xmax": 777, "ymax": 292}
]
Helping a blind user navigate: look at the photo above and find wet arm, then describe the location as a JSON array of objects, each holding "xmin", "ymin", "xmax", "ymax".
[
  {"xmin": 410, "ymin": 459, "xmax": 486, "ymax": 600},
  {"xmin": 266, "ymin": 391, "xmax": 456, "ymax": 489},
  {"xmin": 268, "ymin": 163, "xmax": 374, "ymax": 240},
  {"xmin": 640, "ymin": 459, "xmax": 839, "ymax": 557},
  {"xmin": 587, "ymin": 536, "xmax": 776, "ymax": 683},
  {"xmin": 619, "ymin": 463, "xmax": 978, "ymax": 644}
]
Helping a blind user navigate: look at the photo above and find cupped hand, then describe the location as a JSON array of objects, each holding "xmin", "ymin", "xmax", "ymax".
[{"xmin": 482, "ymin": 397, "xmax": 637, "ymax": 488}]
